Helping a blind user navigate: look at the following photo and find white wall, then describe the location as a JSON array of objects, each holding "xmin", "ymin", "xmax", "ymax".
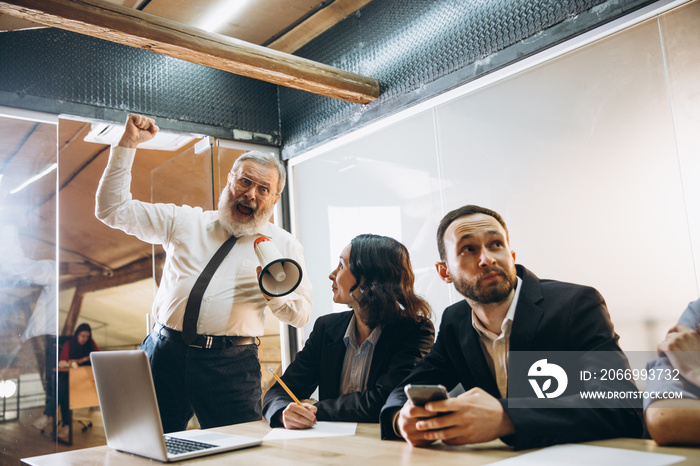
[{"xmin": 289, "ymin": 0, "xmax": 700, "ymax": 352}]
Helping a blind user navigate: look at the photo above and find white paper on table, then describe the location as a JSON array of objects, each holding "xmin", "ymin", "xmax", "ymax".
[
  {"xmin": 263, "ymin": 421, "xmax": 357, "ymax": 441},
  {"xmin": 488, "ymin": 444, "xmax": 686, "ymax": 466}
]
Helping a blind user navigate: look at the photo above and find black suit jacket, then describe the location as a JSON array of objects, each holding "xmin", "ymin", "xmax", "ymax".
[
  {"xmin": 263, "ymin": 310, "xmax": 435, "ymax": 426},
  {"xmin": 380, "ymin": 265, "xmax": 642, "ymax": 450}
]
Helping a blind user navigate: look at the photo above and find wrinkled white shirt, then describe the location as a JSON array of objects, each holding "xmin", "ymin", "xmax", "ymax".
[
  {"xmin": 95, "ymin": 146, "xmax": 311, "ymax": 337},
  {"xmin": 472, "ymin": 276, "xmax": 522, "ymax": 398}
]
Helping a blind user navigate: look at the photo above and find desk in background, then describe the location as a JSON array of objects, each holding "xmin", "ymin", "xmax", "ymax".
[
  {"xmin": 22, "ymin": 420, "xmax": 699, "ymax": 465},
  {"xmin": 57, "ymin": 365, "xmax": 100, "ymax": 445}
]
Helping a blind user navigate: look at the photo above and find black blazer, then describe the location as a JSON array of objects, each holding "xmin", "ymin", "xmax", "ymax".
[
  {"xmin": 380, "ymin": 265, "xmax": 642, "ymax": 450},
  {"xmin": 263, "ymin": 310, "xmax": 434, "ymax": 426}
]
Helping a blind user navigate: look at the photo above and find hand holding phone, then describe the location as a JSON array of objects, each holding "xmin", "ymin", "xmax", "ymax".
[{"xmin": 404, "ymin": 384, "xmax": 449, "ymax": 407}]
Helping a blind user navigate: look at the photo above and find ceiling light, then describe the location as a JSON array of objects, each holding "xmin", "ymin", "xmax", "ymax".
[
  {"xmin": 196, "ymin": 0, "xmax": 251, "ymax": 33},
  {"xmin": 84, "ymin": 123, "xmax": 197, "ymax": 151}
]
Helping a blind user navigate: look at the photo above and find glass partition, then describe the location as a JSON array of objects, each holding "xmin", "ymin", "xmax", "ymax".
[
  {"xmin": 432, "ymin": 10, "xmax": 697, "ymax": 350},
  {"xmin": 290, "ymin": 110, "xmax": 450, "ymax": 334},
  {"xmin": 151, "ymin": 140, "xmax": 287, "ymax": 404},
  {"xmin": 2, "ymin": 115, "xmax": 289, "ymax": 461},
  {"xmin": 289, "ymin": 1, "xmax": 700, "ymax": 352},
  {"xmin": 0, "ymin": 114, "xmax": 59, "ymax": 459}
]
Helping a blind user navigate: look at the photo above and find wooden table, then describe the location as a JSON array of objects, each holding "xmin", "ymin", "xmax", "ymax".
[
  {"xmin": 56, "ymin": 365, "xmax": 100, "ymax": 445},
  {"xmin": 66, "ymin": 365, "xmax": 99, "ymax": 411},
  {"xmin": 22, "ymin": 420, "xmax": 699, "ymax": 465}
]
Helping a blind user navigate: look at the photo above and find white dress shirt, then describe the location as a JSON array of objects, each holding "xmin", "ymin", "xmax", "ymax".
[
  {"xmin": 95, "ymin": 146, "xmax": 312, "ymax": 337},
  {"xmin": 471, "ymin": 276, "xmax": 522, "ymax": 398}
]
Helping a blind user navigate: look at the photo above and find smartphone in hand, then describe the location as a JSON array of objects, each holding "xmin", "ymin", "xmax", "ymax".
[{"xmin": 404, "ymin": 384, "xmax": 449, "ymax": 407}]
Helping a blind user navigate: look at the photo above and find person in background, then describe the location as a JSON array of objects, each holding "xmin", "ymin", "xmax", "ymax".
[
  {"xmin": 33, "ymin": 323, "xmax": 100, "ymax": 441},
  {"xmin": 644, "ymin": 298, "xmax": 700, "ymax": 446},
  {"xmin": 263, "ymin": 234, "xmax": 434, "ymax": 428},
  {"xmin": 95, "ymin": 114, "xmax": 312, "ymax": 433},
  {"xmin": 380, "ymin": 204, "xmax": 642, "ymax": 450},
  {"xmin": 59, "ymin": 323, "xmax": 100, "ymax": 368}
]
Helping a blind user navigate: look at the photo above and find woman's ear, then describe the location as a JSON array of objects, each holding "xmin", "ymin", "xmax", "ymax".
[{"xmin": 350, "ymin": 287, "xmax": 363, "ymax": 303}]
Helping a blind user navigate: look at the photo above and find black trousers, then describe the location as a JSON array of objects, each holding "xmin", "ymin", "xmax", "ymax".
[{"xmin": 140, "ymin": 327, "xmax": 262, "ymax": 433}]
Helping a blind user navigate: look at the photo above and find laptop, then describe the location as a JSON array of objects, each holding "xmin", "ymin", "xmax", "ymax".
[{"xmin": 90, "ymin": 350, "xmax": 262, "ymax": 462}]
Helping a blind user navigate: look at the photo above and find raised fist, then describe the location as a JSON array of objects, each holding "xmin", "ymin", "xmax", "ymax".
[{"xmin": 118, "ymin": 114, "xmax": 159, "ymax": 148}]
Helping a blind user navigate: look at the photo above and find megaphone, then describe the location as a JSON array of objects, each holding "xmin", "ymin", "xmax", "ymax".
[{"xmin": 254, "ymin": 236, "xmax": 303, "ymax": 297}]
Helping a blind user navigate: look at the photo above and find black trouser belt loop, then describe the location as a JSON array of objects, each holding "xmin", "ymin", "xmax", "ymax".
[{"xmin": 155, "ymin": 323, "xmax": 256, "ymax": 349}]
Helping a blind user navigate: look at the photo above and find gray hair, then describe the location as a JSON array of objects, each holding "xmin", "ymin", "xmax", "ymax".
[{"xmin": 231, "ymin": 150, "xmax": 286, "ymax": 194}]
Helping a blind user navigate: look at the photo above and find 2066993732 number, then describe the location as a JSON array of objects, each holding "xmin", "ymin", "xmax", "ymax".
[{"xmin": 598, "ymin": 368, "xmax": 680, "ymax": 381}]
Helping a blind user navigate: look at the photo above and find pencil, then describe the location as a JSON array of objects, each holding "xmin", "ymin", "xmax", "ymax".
[{"xmin": 267, "ymin": 367, "xmax": 303, "ymax": 406}]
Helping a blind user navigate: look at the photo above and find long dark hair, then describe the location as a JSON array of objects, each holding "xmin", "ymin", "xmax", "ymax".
[
  {"xmin": 348, "ymin": 234, "xmax": 431, "ymax": 329},
  {"xmin": 69, "ymin": 323, "xmax": 96, "ymax": 360}
]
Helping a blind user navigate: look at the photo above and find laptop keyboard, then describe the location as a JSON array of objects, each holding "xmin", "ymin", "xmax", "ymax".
[{"xmin": 164, "ymin": 436, "xmax": 217, "ymax": 455}]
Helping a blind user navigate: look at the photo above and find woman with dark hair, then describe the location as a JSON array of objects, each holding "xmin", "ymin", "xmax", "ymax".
[
  {"xmin": 262, "ymin": 234, "xmax": 434, "ymax": 429},
  {"xmin": 59, "ymin": 323, "xmax": 100, "ymax": 367},
  {"xmin": 33, "ymin": 323, "xmax": 100, "ymax": 441}
]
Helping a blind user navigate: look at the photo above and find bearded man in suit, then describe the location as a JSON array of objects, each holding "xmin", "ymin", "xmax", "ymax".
[{"xmin": 380, "ymin": 205, "xmax": 642, "ymax": 450}]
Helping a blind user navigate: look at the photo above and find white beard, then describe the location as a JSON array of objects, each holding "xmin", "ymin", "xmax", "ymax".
[{"xmin": 217, "ymin": 186, "xmax": 273, "ymax": 237}]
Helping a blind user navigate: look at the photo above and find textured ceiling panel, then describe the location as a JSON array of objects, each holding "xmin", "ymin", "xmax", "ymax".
[
  {"xmin": 0, "ymin": 28, "xmax": 280, "ymax": 142},
  {"xmin": 280, "ymin": 0, "xmax": 656, "ymax": 158}
]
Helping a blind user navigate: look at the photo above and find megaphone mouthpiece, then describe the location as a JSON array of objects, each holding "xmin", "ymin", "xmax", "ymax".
[{"xmin": 266, "ymin": 261, "xmax": 287, "ymax": 282}]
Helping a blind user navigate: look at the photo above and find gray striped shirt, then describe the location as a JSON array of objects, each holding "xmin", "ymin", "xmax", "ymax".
[{"xmin": 339, "ymin": 313, "xmax": 383, "ymax": 395}]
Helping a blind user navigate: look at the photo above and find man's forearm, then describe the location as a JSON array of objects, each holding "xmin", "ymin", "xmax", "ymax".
[{"xmin": 646, "ymin": 399, "xmax": 700, "ymax": 446}]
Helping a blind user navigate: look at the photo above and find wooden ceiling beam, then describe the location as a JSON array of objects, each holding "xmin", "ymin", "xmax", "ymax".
[
  {"xmin": 60, "ymin": 252, "xmax": 164, "ymax": 292},
  {"xmin": 0, "ymin": 0, "xmax": 380, "ymax": 104},
  {"xmin": 268, "ymin": 0, "xmax": 373, "ymax": 54},
  {"xmin": 59, "ymin": 261, "xmax": 110, "ymax": 277}
]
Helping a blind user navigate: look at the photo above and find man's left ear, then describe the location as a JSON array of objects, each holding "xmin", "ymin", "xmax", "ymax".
[
  {"xmin": 511, "ymin": 250, "xmax": 516, "ymax": 262},
  {"xmin": 273, "ymin": 193, "xmax": 281, "ymax": 205}
]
